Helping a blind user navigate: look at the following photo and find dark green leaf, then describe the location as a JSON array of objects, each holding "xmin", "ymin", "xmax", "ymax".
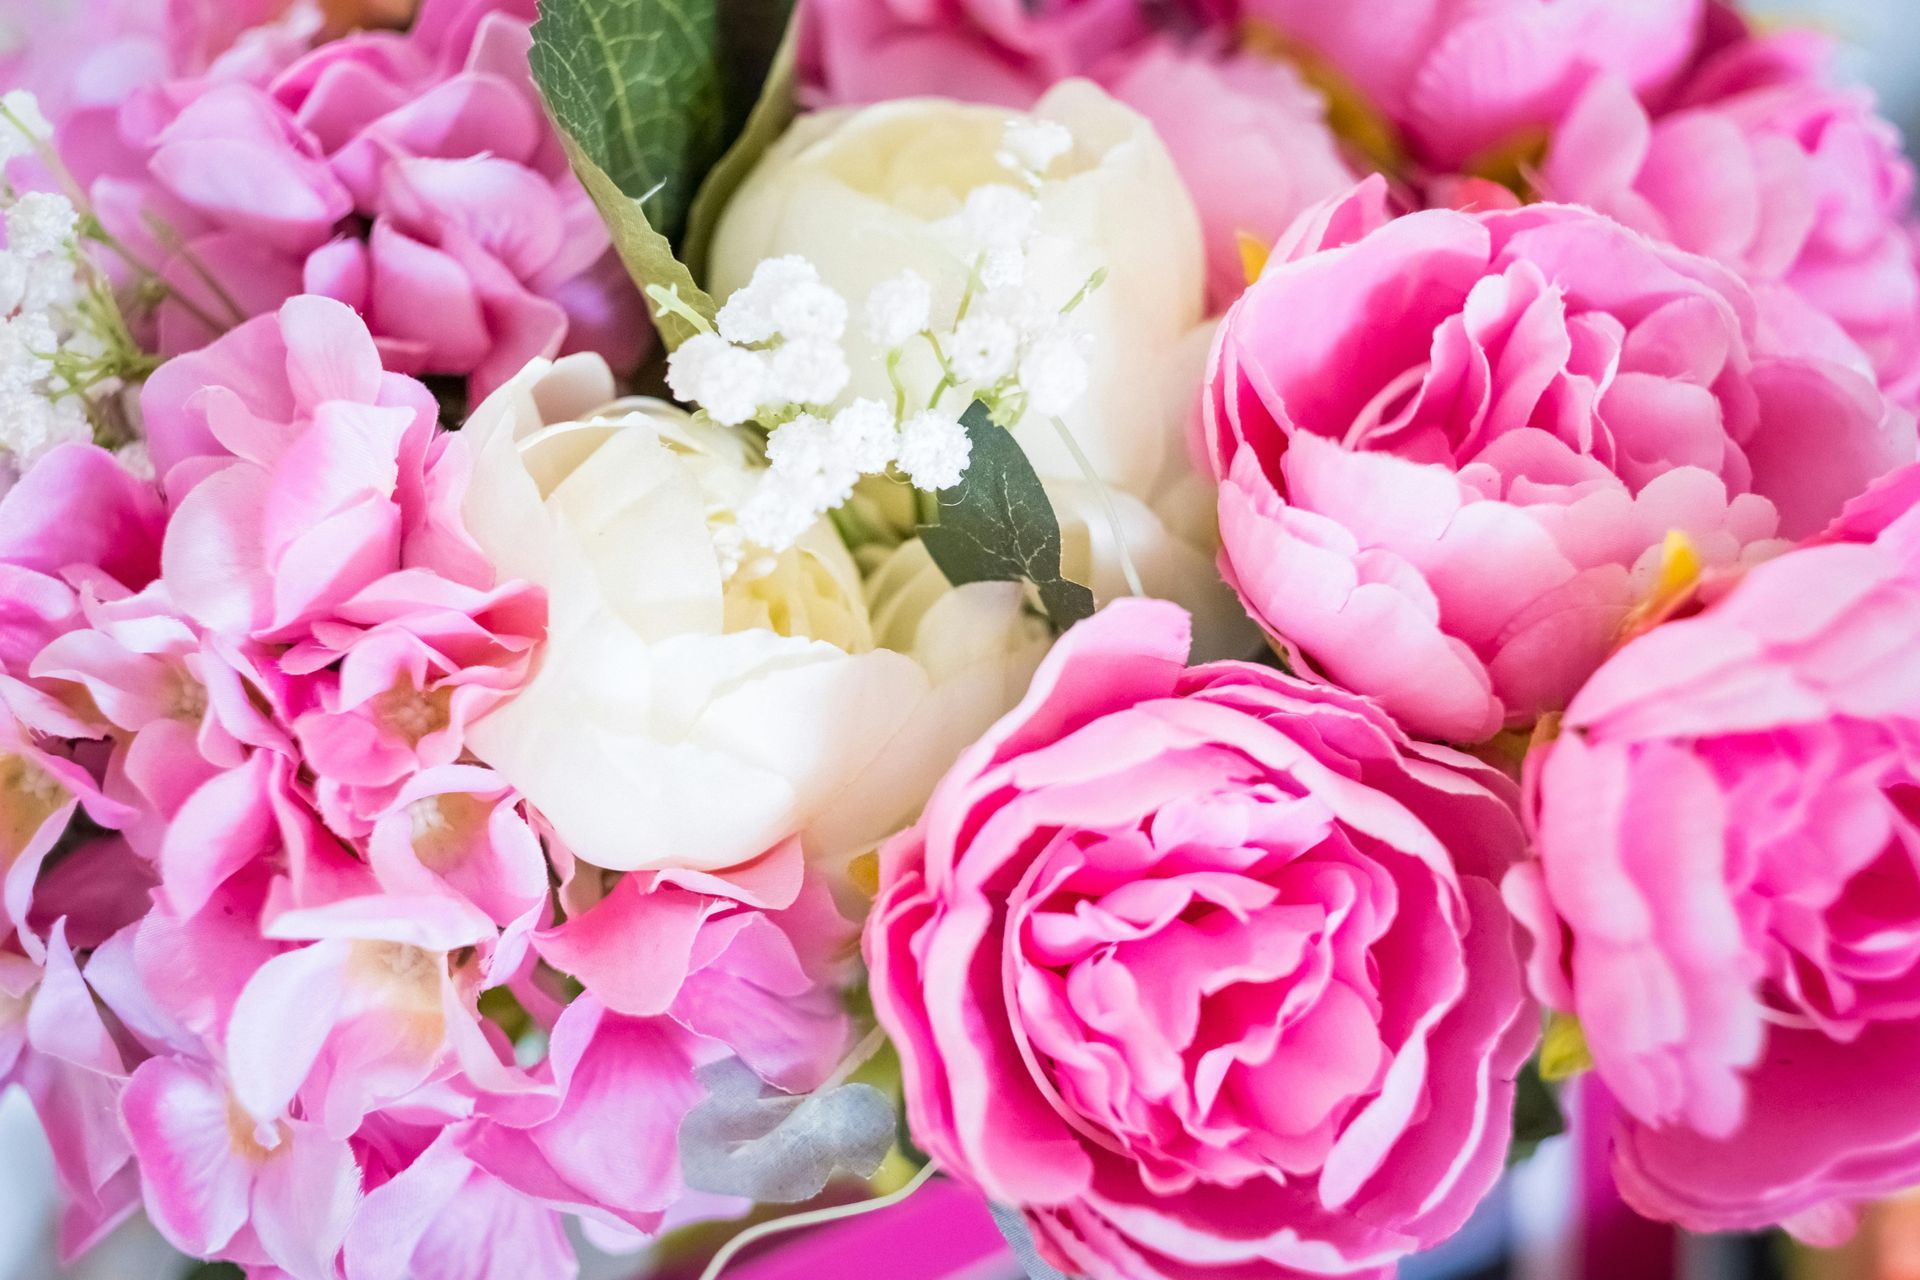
[
  {"xmin": 919, "ymin": 403, "xmax": 1096, "ymax": 633},
  {"xmin": 530, "ymin": 0, "xmax": 725, "ymax": 237},
  {"xmin": 529, "ymin": 0, "xmax": 792, "ymax": 242},
  {"xmin": 681, "ymin": 12, "xmax": 799, "ymax": 281},
  {"xmin": 1508, "ymin": 1055, "xmax": 1566, "ymax": 1165}
]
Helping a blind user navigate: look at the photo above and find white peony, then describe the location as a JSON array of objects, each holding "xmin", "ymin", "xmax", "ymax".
[
  {"xmin": 709, "ymin": 80, "xmax": 1259, "ymax": 659},
  {"xmin": 462, "ymin": 355, "xmax": 975, "ymax": 874}
]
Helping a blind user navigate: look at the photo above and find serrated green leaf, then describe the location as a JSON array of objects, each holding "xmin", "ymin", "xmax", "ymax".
[
  {"xmin": 529, "ymin": 0, "xmax": 730, "ymax": 238},
  {"xmin": 681, "ymin": 11, "xmax": 799, "ymax": 281},
  {"xmin": 920, "ymin": 403, "xmax": 1096, "ymax": 633}
]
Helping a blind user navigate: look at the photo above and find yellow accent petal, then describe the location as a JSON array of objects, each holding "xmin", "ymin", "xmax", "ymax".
[
  {"xmin": 847, "ymin": 850, "xmax": 881, "ymax": 899},
  {"xmin": 1653, "ymin": 529, "xmax": 1703, "ymax": 601},
  {"xmin": 1615, "ymin": 529, "xmax": 1706, "ymax": 647},
  {"xmin": 1238, "ymin": 232, "xmax": 1272, "ymax": 287},
  {"xmin": 1541, "ymin": 1011, "xmax": 1595, "ymax": 1082}
]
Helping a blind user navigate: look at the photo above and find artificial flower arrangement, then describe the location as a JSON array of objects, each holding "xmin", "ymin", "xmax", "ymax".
[{"xmin": 1, "ymin": 0, "xmax": 1918, "ymax": 1276}]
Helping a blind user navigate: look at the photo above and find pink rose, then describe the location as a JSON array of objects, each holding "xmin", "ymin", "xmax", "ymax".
[
  {"xmin": 1542, "ymin": 28, "xmax": 1920, "ymax": 411},
  {"xmin": 1204, "ymin": 178, "xmax": 1911, "ymax": 743},
  {"xmin": 71, "ymin": 0, "xmax": 647, "ymax": 399},
  {"xmin": 1241, "ymin": 0, "xmax": 1706, "ymax": 171},
  {"xmin": 868, "ymin": 598, "xmax": 1535, "ymax": 1280},
  {"xmin": 1506, "ymin": 463, "xmax": 1920, "ymax": 1239}
]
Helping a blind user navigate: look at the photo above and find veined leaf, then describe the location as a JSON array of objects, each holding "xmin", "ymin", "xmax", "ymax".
[
  {"xmin": 920, "ymin": 403, "xmax": 1096, "ymax": 633},
  {"xmin": 529, "ymin": 0, "xmax": 732, "ymax": 238},
  {"xmin": 529, "ymin": 0, "xmax": 793, "ymax": 346}
]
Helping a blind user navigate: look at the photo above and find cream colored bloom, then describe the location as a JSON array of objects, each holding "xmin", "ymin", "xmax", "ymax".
[
  {"xmin": 710, "ymin": 80, "xmax": 1258, "ymax": 659},
  {"xmin": 463, "ymin": 354, "xmax": 951, "ymax": 873}
]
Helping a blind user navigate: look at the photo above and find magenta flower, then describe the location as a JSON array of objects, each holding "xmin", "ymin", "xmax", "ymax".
[
  {"xmin": 1241, "ymin": 0, "xmax": 1706, "ymax": 171},
  {"xmin": 1205, "ymin": 178, "xmax": 1912, "ymax": 743},
  {"xmin": 1542, "ymin": 23, "xmax": 1920, "ymax": 411},
  {"xmin": 1508, "ymin": 461, "xmax": 1920, "ymax": 1240},
  {"xmin": 868, "ymin": 599, "xmax": 1534, "ymax": 1280}
]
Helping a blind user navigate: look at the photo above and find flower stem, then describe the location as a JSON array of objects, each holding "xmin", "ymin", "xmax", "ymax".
[
  {"xmin": 696, "ymin": 1161, "xmax": 941, "ymax": 1280},
  {"xmin": 1050, "ymin": 415, "xmax": 1143, "ymax": 598}
]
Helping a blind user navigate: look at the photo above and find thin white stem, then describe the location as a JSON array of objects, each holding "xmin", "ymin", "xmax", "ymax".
[
  {"xmin": 696, "ymin": 1162, "xmax": 940, "ymax": 1280},
  {"xmin": 1050, "ymin": 415, "xmax": 1144, "ymax": 598},
  {"xmin": 819, "ymin": 1024, "xmax": 889, "ymax": 1095}
]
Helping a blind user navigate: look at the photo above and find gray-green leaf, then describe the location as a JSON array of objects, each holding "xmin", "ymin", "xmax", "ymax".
[
  {"xmin": 920, "ymin": 403, "xmax": 1097, "ymax": 633},
  {"xmin": 990, "ymin": 1204, "xmax": 1076, "ymax": 1280},
  {"xmin": 680, "ymin": 1059, "xmax": 897, "ymax": 1204}
]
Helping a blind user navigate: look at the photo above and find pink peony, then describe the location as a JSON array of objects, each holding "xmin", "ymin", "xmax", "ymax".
[
  {"xmin": 1541, "ymin": 28, "xmax": 1920, "ymax": 411},
  {"xmin": 1204, "ymin": 178, "xmax": 1912, "ymax": 743},
  {"xmin": 868, "ymin": 598, "xmax": 1535, "ymax": 1280},
  {"xmin": 1241, "ymin": 0, "xmax": 1707, "ymax": 171},
  {"xmin": 70, "ymin": 0, "xmax": 647, "ymax": 398},
  {"xmin": 1506, "ymin": 462, "xmax": 1920, "ymax": 1238},
  {"xmin": 1107, "ymin": 42, "xmax": 1358, "ymax": 311},
  {"xmin": 798, "ymin": 0, "xmax": 1167, "ymax": 109}
]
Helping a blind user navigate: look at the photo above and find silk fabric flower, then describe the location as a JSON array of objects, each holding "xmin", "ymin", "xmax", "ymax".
[
  {"xmin": 1508, "ymin": 463, "xmax": 1920, "ymax": 1240},
  {"xmin": 1205, "ymin": 178, "xmax": 1911, "ymax": 743},
  {"xmin": 869, "ymin": 598, "xmax": 1535, "ymax": 1280}
]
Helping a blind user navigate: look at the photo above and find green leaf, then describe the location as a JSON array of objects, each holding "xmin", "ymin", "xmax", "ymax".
[
  {"xmin": 920, "ymin": 403, "xmax": 1096, "ymax": 633},
  {"xmin": 530, "ymin": 0, "xmax": 728, "ymax": 238},
  {"xmin": 558, "ymin": 131, "xmax": 716, "ymax": 349},
  {"xmin": 1508, "ymin": 1055, "xmax": 1566, "ymax": 1166},
  {"xmin": 681, "ymin": 11, "xmax": 799, "ymax": 282}
]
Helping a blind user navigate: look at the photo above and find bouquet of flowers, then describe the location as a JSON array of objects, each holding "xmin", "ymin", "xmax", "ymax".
[{"xmin": 4, "ymin": 0, "xmax": 1919, "ymax": 1275}]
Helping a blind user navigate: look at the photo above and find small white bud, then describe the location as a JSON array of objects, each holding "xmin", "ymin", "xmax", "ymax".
[
  {"xmin": 716, "ymin": 290, "xmax": 778, "ymax": 346},
  {"xmin": 979, "ymin": 245, "xmax": 1026, "ymax": 292},
  {"xmin": 959, "ymin": 185, "xmax": 1038, "ymax": 249},
  {"xmin": 737, "ymin": 482, "xmax": 821, "ymax": 554},
  {"xmin": 0, "ymin": 91, "xmax": 51, "ymax": 164},
  {"xmin": 768, "ymin": 281, "xmax": 848, "ymax": 343},
  {"xmin": 768, "ymin": 339, "xmax": 849, "ymax": 407},
  {"xmin": 864, "ymin": 271, "xmax": 932, "ymax": 348},
  {"xmin": 667, "ymin": 333, "xmax": 768, "ymax": 426},
  {"xmin": 948, "ymin": 314, "xmax": 1017, "ymax": 384},
  {"xmin": 6, "ymin": 192, "xmax": 78, "ymax": 258},
  {"xmin": 765, "ymin": 412, "xmax": 834, "ymax": 475},
  {"xmin": 897, "ymin": 409, "xmax": 971, "ymax": 491},
  {"xmin": 831, "ymin": 398, "xmax": 899, "ymax": 472},
  {"xmin": 997, "ymin": 118, "xmax": 1072, "ymax": 177},
  {"xmin": 1018, "ymin": 329, "xmax": 1090, "ymax": 418}
]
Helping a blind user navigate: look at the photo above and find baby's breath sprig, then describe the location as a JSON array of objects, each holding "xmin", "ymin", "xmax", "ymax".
[
  {"xmin": 656, "ymin": 118, "xmax": 1122, "ymax": 582},
  {"xmin": 0, "ymin": 95, "xmax": 167, "ymax": 472}
]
